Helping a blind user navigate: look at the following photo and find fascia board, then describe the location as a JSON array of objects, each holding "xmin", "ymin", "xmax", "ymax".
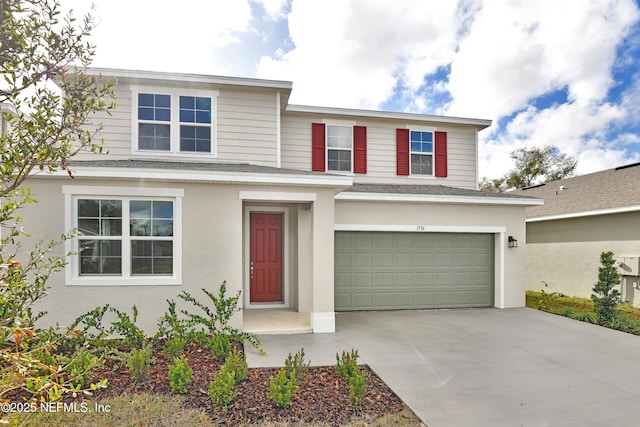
[
  {"xmin": 527, "ymin": 204, "xmax": 640, "ymax": 222},
  {"xmin": 336, "ymin": 192, "xmax": 544, "ymax": 206},
  {"xmin": 85, "ymin": 67, "xmax": 293, "ymax": 91},
  {"xmin": 286, "ymin": 104, "xmax": 492, "ymax": 129},
  {"xmin": 39, "ymin": 167, "xmax": 353, "ymax": 187}
]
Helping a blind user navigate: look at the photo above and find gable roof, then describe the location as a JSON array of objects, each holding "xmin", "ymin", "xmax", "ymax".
[{"xmin": 518, "ymin": 162, "xmax": 640, "ymax": 221}]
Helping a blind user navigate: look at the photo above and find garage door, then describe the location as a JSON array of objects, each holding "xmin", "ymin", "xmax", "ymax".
[{"xmin": 335, "ymin": 231, "xmax": 494, "ymax": 311}]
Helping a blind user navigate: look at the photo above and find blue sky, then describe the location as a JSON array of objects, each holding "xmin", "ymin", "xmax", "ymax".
[{"xmin": 61, "ymin": 0, "xmax": 640, "ymax": 179}]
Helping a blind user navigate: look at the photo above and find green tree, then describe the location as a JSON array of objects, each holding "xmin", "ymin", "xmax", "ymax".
[
  {"xmin": 591, "ymin": 251, "xmax": 622, "ymax": 325},
  {"xmin": 0, "ymin": 0, "xmax": 114, "ymax": 402},
  {"xmin": 480, "ymin": 145, "xmax": 577, "ymax": 192}
]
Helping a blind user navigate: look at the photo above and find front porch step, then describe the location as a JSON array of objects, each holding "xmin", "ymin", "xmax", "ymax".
[{"xmin": 243, "ymin": 309, "xmax": 312, "ymax": 334}]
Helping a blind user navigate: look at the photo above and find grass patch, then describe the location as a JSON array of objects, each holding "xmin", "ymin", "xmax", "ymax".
[
  {"xmin": 4, "ymin": 395, "xmax": 422, "ymax": 427},
  {"xmin": 526, "ymin": 290, "xmax": 640, "ymax": 335},
  {"xmin": 3, "ymin": 393, "xmax": 214, "ymax": 427}
]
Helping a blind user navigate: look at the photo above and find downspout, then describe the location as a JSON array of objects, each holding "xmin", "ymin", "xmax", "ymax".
[{"xmin": 276, "ymin": 92, "xmax": 281, "ymax": 168}]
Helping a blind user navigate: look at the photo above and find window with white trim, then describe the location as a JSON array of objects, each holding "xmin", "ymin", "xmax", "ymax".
[
  {"xmin": 132, "ymin": 87, "xmax": 217, "ymax": 156},
  {"xmin": 327, "ymin": 125, "xmax": 352, "ymax": 172},
  {"xmin": 410, "ymin": 130, "xmax": 433, "ymax": 175},
  {"xmin": 65, "ymin": 186, "xmax": 183, "ymax": 286}
]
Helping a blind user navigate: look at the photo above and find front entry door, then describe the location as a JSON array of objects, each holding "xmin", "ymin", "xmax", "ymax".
[{"xmin": 250, "ymin": 212, "xmax": 283, "ymax": 303}]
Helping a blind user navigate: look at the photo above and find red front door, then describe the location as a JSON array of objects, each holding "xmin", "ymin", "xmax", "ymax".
[{"xmin": 250, "ymin": 212, "xmax": 283, "ymax": 303}]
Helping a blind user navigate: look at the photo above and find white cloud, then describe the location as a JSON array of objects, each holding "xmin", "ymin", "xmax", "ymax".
[
  {"xmin": 61, "ymin": 0, "xmax": 253, "ymax": 75},
  {"xmin": 252, "ymin": 0, "xmax": 288, "ymax": 20},
  {"xmin": 257, "ymin": 0, "xmax": 465, "ymax": 108}
]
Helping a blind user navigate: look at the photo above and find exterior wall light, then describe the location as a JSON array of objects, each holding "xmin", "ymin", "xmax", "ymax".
[{"xmin": 508, "ymin": 236, "xmax": 518, "ymax": 248}]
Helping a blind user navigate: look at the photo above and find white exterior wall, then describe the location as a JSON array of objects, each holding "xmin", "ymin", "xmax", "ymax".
[
  {"xmin": 75, "ymin": 81, "xmax": 279, "ymax": 166},
  {"xmin": 335, "ymin": 200, "xmax": 528, "ymax": 308},
  {"xmin": 526, "ymin": 212, "xmax": 640, "ymax": 306},
  {"xmin": 281, "ymin": 112, "xmax": 479, "ymax": 190}
]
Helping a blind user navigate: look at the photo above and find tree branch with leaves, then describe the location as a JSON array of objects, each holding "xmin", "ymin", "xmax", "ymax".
[{"xmin": 1, "ymin": 0, "xmax": 115, "ymax": 402}]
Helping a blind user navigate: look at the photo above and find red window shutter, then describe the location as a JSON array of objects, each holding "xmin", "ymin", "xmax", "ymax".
[
  {"xmin": 353, "ymin": 125, "xmax": 367, "ymax": 174},
  {"xmin": 396, "ymin": 129, "xmax": 409, "ymax": 176},
  {"xmin": 311, "ymin": 123, "xmax": 326, "ymax": 172},
  {"xmin": 434, "ymin": 131, "xmax": 448, "ymax": 177}
]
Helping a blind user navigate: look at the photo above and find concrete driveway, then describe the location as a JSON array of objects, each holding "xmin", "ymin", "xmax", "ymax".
[{"xmin": 244, "ymin": 308, "xmax": 640, "ymax": 427}]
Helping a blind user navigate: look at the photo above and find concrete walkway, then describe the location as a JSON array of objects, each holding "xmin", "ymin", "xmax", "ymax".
[{"xmin": 244, "ymin": 308, "xmax": 640, "ymax": 427}]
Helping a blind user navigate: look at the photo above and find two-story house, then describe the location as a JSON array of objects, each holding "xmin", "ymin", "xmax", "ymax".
[{"xmin": 15, "ymin": 69, "xmax": 541, "ymax": 334}]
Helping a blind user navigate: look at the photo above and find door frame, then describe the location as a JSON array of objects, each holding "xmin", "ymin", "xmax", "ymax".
[{"xmin": 244, "ymin": 206, "xmax": 289, "ymax": 309}]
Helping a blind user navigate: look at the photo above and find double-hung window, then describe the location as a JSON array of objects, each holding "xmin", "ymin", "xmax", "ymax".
[
  {"xmin": 132, "ymin": 87, "xmax": 218, "ymax": 156},
  {"xmin": 410, "ymin": 130, "xmax": 433, "ymax": 175},
  {"xmin": 65, "ymin": 186, "xmax": 183, "ymax": 286},
  {"xmin": 326, "ymin": 125, "xmax": 353, "ymax": 172}
]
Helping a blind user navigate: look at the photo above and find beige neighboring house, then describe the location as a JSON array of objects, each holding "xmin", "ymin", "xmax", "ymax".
[
  {"xmin": 6, "ymin": 68, "xmax": 541, "ymax": 335},
  {"xmin": 521, "ymin": 163, "xmax": 640, "ymax": 306}
]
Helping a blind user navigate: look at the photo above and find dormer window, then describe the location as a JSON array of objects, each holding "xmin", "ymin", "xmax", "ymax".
[{"xmin": 132, "ymin": 87, "xmax": 218, "ymax": 156}]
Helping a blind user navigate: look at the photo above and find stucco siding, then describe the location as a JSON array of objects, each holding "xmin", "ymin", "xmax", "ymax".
[
  {"xmin": 335, "ymin": 201, "xmax": 528, "ymax": 308},
  {"xmin": 526, "ymin": 212, "xmax": 640, "ymax": 305},
  {"xmin": 281, "ymin": 112, "xmax": 479, "ymax": 189}
]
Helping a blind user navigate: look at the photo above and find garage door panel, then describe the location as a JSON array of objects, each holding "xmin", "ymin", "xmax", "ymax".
[{"xmin": 335, "ymin": 231, "xmax": 494, "ymax": 311}]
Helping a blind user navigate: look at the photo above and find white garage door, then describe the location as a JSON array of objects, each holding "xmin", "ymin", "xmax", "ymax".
[{"xmin": 335, "ymin": 231, "xmax": 494, "ymax": 311}]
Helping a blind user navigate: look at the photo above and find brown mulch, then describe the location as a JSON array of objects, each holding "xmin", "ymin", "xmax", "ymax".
[{"xmin": 86, "ymin": 340, "xmax": 406, "ymax": 426}]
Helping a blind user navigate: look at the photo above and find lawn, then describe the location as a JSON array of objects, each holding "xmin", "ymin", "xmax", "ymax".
[{"xmin": 526, "ymin": 290, "xmax": 640, "ymax": 334}]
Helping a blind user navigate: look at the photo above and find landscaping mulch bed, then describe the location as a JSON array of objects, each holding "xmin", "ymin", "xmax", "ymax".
[{"xmin": 88, "ymin": 340, "xmax": 406, "ymax": 426}]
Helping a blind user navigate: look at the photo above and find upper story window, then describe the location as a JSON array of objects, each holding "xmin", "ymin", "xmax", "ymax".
[
  {"xmin": 327, "ymin": 125, "xmax": 353, "ymax": 172},
  {"xmin": 410, "ymin": 130, "xmax": 433, "ymax": 175},
  {"xmin": 311, "ymin": 123, "xmax": 367, "ymax": 174},
  {"xmin": 132, "ymin": 86, "xmax": 218, "ymax": 157}
]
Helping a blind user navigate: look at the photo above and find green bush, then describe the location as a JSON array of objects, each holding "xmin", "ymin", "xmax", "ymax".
[
  {"xmin": 168, "ymin": 356, "xmax": 193, "ymax": 394},
  {"xmin": 349, "ymin": 367, "xmax": 366, "ymax": 407},
  {"xmin": 64, "ymin": 346, "xmax": 102, "ymax": 388},
  {"xmin": 127, "ymin": 345, "xmax": 152, "ymax": 385},
  {"xmin": 559, "ymin": 306, "xmax": 576, "ymax": 318},
  {"xmin": 209, "ymin": 368, "xmax": 236, "ymax": 409},
  {"xmin": 110, "ymin": 306, "xmax": 146, "ymax": 348},
  {"xmin": 284, "ymin": 348, "xmax": 309, "ymax": 380},
  {"xmin": 267, "ymin": 369, "xmax": 298, "ymax": 408},
  {"xmin": 592, "ymin": 251, "xmax": 621, "ymax": 325},
  {"xmin": 224, "ymin": 347, "xmax": 248, "ymax": 383},
  {"xmin": 335, "ymin": 349, "xmax": 359, "ymax": 381},
  {"xmin": 155, "ymin": 299, "xmax": 187, "ymax": 340},
  {"xmin": 163, "ymin": 336, "xmax": 186, "ymax": 361},
  {"xmin": 206, "ymin": 333, "xmax": 230, "ymax": 361}
]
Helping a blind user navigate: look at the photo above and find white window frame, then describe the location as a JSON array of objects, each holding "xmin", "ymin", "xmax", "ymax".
[
  {"xmin": 323, "ymin": 120, "xmax": 355, "ymax": 174},
  {"xmin": 63, "ymin": 186, "xmax": 184, "ymax": 286},
  {"xmin": 131, "ymin": 85, "xmax": 219, "ymax": 158},
  {"xmin": 408, "ymin": 126, "xmax": 436, "ymax": 177}
]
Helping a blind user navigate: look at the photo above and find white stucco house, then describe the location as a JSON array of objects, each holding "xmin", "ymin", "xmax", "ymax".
[
  {"xmin": 4, "ymin": 69, "xmax": 542, "ymax": 334},
  {"xmin": 520, "ymin": 163, "xmax": 640, "ymax": 306}
]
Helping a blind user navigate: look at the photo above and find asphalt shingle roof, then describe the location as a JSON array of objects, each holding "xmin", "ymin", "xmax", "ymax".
[
  {"xmin": 518, "ymin": 162, "xmax": 640, "ymax": 218},
  {"xmin": 343, "ymin": 183, "xmax": 537, "ymax": 199}
]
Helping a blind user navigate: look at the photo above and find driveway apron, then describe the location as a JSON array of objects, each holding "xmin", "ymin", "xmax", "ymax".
[{"xmin": 244, "ymin": 308, "xmax": 640, "ymax": 427}]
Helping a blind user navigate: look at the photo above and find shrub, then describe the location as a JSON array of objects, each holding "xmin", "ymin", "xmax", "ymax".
[
  {"xmin": 335, "ymin": 349, "xmax": 359, "ymax": 381},
  {"xmin": 127, "ymin": 345, "xmax": 152, "ymax": 385},
  {"xmin": 209, "ymin": 368, "xmax": 236, "ymax": 409},
  {"xmin": 267, "ymin": 369, "xmax": 298, "ymax": 408},
  {"xmin": 592, "ymin": 251, "xmax": 622, "ymax": 325},
  {"xmin": 64, "ymin": 346, "xmax": 103, "ymax": 388},
  {"xmin": 559, "ymin": 306, "xmax": 576, "ymax": 318},
  {"xmin": 206, "ymin": 333, "xmax": 231, "ymax": 361},
  {"xmin": 109, "ymin": 305, "xmax": 146, "ymax": 348},
  {"xmin": 284, "ymin": 348, "xmax": 310, "ymax": 380},
  {"xmin": 155, "ymin": 299, "xmax": 187, "ymax": 340},
  {"xmin": 176, "ymin": 282, "xmax": 264, "ymax": 354},
  {"xmin": 163, "ymin": 336, "xmax": 186, "ymax": 361},
  {"xmin": 168, "ymin": 356, "xmax": 193, "ymax": 394},
  {"xmin": 68, "ymin": 304, "xmax": 112, "ymax": 346},
  {"xmin": 224, "ymin": 347, "xmax": 248, "ymax": 383},
  {"xmin": 349, "ymin": 366, "xmax": 366, "ymax": 407}
]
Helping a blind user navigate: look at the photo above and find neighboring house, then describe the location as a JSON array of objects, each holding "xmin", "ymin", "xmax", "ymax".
[
  {"xmin": 12, "ymin": 68, "xmax": 541, "ymax": 334},
  {"xmin": 520, "ymin": 163, "xmax": 640, "ymax": 306}
]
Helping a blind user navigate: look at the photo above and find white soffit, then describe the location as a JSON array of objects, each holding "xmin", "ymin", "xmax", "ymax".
[
  {"xmin": 336, "ymin": 192, "xmax": 544, "ymax": 206},
  {"xmin": 527, "ymin": 204, "xmax": 640, "ymax": 222}
]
